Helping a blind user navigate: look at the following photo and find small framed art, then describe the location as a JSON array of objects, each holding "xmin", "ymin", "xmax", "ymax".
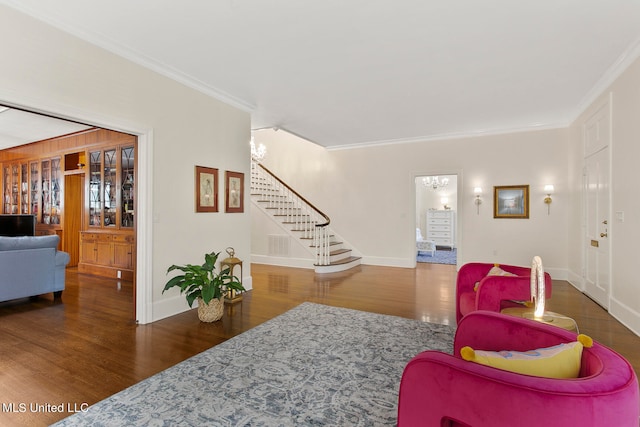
[
  {"xmin": 195, "ymin": 166, "xmax": 218, "ymax": 213},
  {"xmin": 494, "ymin": 185, "xmax": 529, "ymax": 219},
  {"xmin": 225, "ymin": 171, "xmax": 244, "ymax": 213}
]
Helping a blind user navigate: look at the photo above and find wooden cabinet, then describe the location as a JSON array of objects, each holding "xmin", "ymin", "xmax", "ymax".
[
  {"xmin": 79, "ymin": 231, "xmax": 135, "ymax": 280},
  {"xmin": 427, "ymin": 209, "xmax": 456, "ymax": 249},
  {"xmin": 0, "ymin": 128, "xmax": 137, "ymax": 278}
]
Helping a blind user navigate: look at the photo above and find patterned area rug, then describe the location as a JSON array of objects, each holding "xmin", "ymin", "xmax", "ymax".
[
  {"xmin": 417, "ymin": 248, "xmax": 457, "ymax": 265},
  {"xmin": 54, "ymin": 303, "xmax": 455, "ymax": 426}
]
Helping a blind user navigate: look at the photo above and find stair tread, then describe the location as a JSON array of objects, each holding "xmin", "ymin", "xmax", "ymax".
[{"xmin": 330, "ymin": 248, "xmax": 351, "ymax": 256}]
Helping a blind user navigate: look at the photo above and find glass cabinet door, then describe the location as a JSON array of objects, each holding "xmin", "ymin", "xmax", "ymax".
[
  {"xmin": 50, "ymin": 157, "xmax": 61, "ymax": 224},
  {"xmin": 20, "ymin": 164, "xmax": 28, "ymax": 214},
  {"xmin": 2, "ymin": 165, "xmax": 10, "ymax": 214},
  {"xmin": 10, "ymin": 164, "xmax": 19, "ymax": 214},
  {"xmin": 103, "ymin": 149, "xmax": 117, "ymax": 227},
  {"xmin": 121, "ymin": 146, "xmax": 134, "ymax": 228},
  {"xmin": 30, "ymin": 161, "xmax": 40, "ymax": 220},
  {"xmin": 89, "ymin": 151, "xmax": 102, "ymax": 226},
  {"xmin": 41, "ymin": 159, "xmax": 50, "ymax": 224},
  {"xmin": 40, "ymin": 157, "xmax": 61, "ymax": 224}
]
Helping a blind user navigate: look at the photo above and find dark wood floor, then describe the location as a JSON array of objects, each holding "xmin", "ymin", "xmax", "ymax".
[{"xmin": 1, "ymin": 262, "xmax": 639, "ymax": 426}]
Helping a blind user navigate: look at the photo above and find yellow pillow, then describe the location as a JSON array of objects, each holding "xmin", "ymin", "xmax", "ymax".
[
  {"xmin": 460, "ymin": 334, "xmax": 593, "ymax": 379},
  {"xmin": 474, "ymin": 264, "xmax": 517, "ymax": 291}
]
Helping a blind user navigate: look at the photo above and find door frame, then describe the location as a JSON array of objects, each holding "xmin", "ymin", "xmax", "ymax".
[
  {"xmin": 413, "ymin": 171, "xmax": 463, "ymax": 268},
  {"xmin": 1, "ymin": 96, "xmax": 153, "ymax": 324}
]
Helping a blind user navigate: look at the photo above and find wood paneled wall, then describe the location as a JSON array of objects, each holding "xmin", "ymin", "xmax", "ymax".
[{"xmin": 0, "ymin": 128, "xmax": 135, "ymax": 162}]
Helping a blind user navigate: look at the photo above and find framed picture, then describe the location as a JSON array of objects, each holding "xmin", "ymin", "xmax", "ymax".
[
  {"xmin": 225, "ymin": 171, "xmax": 244, "ymax": 213},
  {"xmin": 494, "ymin": 185, "xmax": 529, "ymax": 219},
  {"xmin": 195, "ymin": 166, "xmax": 218, "ymax": 212}
]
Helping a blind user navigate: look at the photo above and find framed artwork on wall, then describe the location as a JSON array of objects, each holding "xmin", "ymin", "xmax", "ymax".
[
  {"xmin": 225, "ymin": 171, "xmax": 244, "ymax": 213},
  {"xmin": 195, "ymin": 166, "xmax": 218, "ymax": 213},
  {"xmin": 494, "ymin": 185, "xmax": 529, "ymax": 219}
]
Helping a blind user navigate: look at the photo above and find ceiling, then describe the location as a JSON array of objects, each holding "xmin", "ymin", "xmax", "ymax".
[
  {"xmin": 2, "ymin": 1, "xmax": 640, "ymax": 149},
  {"xmin": 0, "ymin": 106, "xmax": 92, "ymax": 150}
]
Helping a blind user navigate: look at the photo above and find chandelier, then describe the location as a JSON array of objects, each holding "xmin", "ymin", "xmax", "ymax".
[
  {"xmin": 422, "ymin": 176, "xmax": 449, "ymax": 191},
  {"xmin": 250, "ymin": 136, "xmax": 267, "ymax": 162}
]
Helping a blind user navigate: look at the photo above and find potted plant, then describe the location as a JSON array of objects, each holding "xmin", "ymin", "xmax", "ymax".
[{"xmin": 163, "ymin": 251, "xmax": 245, "ymax": 322}]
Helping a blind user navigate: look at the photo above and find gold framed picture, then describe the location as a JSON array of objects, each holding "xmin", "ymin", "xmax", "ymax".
[{"xmin": 494, "ymin": 185, "xmax": 529, "ymax": 219}]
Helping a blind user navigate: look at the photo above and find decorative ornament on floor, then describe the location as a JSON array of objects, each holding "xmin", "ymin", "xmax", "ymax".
[
  {"xmin": 220, "ymin": 247, "xmax": 243, "ymax": 303},
  {"xmin": 531, "ymin": 255, "xmax": 546, "ymax": 318},
  {"xmin": 163, "ymin": 251, "xmax": 245, "ymax": 322}
]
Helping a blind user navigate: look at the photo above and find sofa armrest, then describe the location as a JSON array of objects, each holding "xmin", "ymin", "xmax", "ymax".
[
  {"xmin": 398, "ymin": 345, "xmax": 639, "ymax": 427},
  {"xmin": 55, "ymin": 250, "xmax": 70, "ymax": 267},
  {"xmin": 454, "ymin": 310, "xmax": 572, "ymax": 354},
  {"xmin": 456, "ymin": 263, "xmax": 493, "ymax": 296}
]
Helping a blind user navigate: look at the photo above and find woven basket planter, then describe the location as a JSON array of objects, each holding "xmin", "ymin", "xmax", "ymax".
[{"xmin": 196, "ymin": 297, "xmax": 224, "ymax": 322}]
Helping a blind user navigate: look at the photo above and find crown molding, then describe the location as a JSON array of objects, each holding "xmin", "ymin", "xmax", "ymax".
[
  {"xmin": 571, "ymin": 35, "xmax": 640, "ymax": 123},
  {"xmin": 326, "ymin": 121, "xmax": 569, "ymax": 151},
  {"xmin": 1, "ymin": 1, "xmax": 255, "ymax": 114}
]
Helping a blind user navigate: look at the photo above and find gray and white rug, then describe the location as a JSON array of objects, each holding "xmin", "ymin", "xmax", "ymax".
[{"xmin": 54, "ymin": 302, "xmax": 455, "ymax": 426}]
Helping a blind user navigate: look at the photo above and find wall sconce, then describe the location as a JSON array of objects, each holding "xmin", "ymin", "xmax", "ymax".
[
  {"xmin": 544, "ymin": 184, "xmax": 554, "ymax": 215},
  {"xmin": 473, "ymin": 187, "xmax": 482, "ymax": 215},
  {"xmin": 441, "ymin": 197, "xmax": 450, "ymax": 210}
]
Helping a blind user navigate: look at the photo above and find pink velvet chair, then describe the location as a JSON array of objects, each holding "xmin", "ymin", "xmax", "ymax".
[
  {"xmin": 397, "ymin": 311, "xmax": 639, "ymax": 427},
  {"xmin": 456, "ymin": 262, "xmax": 552, "ymax": 323}
]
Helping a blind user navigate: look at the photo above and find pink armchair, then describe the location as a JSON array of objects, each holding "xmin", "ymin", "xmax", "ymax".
[
  {"xmin": 456, "ymin": 262, "xmax": 552, "ymax": 323},
  {"xmin": 397, "ymin": 311, "xmax": 639, "ymax": 427}
]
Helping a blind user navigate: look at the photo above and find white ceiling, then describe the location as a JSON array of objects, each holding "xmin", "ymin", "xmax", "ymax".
[
  {"xmin": 0, "ymin": 107, "xmax": 92, "ymax": 150},
  {"xmin": 2, "ymin": 0, "xmax": 640, "ymax": 148}
]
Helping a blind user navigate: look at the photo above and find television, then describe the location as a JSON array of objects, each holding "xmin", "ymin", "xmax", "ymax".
[{"xmin": 0, "ymin": 215, "xmax": 37, "ymax": 237}]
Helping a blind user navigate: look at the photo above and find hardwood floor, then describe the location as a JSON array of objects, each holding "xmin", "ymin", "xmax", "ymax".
[{"xmin": 0, "ymin": 263, "xmax": 638, "ymax": 426}]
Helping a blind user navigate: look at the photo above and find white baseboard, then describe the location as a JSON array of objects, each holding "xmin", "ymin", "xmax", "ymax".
[
  {"xmin": 544, "ymin": 267, "xmax": 567, "ymax": 281},
  {"xmin": 609, "ymin": 297, "xmax": 640, "ymax": 337},
  {"xmin": 566, "ymin": 269, "xmax": 584, "ymax": 292},
  {"xmin": 152, "ymin": 294, "xmax": 192, "ymax": 322},
  {"xmin": 362, "ymin": 256, "xmax": 415, "ymax": 268},
  {"xmin": 250, "ymin": 254, "xmax": 314, "ymax": 270},
  {"xmin": 152, "ymin": 276, "xmax": 253, "ymax": 323}
]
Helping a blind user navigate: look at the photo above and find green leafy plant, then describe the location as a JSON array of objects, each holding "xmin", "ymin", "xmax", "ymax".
[{"xmin": 163, "ymin": 251, "xmax": 245, "ymax": 307}]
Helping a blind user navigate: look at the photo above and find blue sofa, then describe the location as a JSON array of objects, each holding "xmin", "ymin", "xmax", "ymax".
[{"xmin": 0, "ymin": 235, "xmax": 70, "ymax": 302}]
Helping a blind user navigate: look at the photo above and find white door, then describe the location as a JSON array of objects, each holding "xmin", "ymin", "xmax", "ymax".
[{"xmin": 583, "ymin": 101, "xmax": 611, "ymax": 309}]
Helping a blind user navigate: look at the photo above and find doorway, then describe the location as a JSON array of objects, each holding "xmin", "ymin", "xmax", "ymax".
[
  {"xmin": 415, "ymin": 174, "xmax": 458, "ymax": 265},
  {"xmin": 0, "ymin": 105, "xmax": 145, "ymax": 321}
]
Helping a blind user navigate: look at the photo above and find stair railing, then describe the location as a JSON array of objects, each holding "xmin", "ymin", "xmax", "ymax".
[{"xmin": 251, "ymin": 161, "xmax": 331, "ymax": 265}]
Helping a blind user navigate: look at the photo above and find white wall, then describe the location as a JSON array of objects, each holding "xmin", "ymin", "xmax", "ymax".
[
  {"xmin": 568, "ymin": 56, "xmax": 640, "ymax": 334},
  {"xmin": 0, "ymin": 6, "xmax": 252, "ymax": 322},
  {"xmin": 254, "ymin": 127, "xmax": 569, "ymax": 277}
]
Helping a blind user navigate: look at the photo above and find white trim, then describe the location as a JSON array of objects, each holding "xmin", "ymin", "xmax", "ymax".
[
  {"xmin": 151, "ymin": 294, "xmax": 192, "ymax": 322},
  {"xmin": 326, "ymin": 122, "xmax": 568, "ymax": 151},
  {"xmin": 251, "ymin": 255, "xmax": 314, "ymax": 270},
  {"xmin": 0, "ymin": 0, "xmax": 255, "ymax": 115},
  {"xmin": 362, "ymin": 256, "xmax": 414, "ymax": 269},
  {"xmin": 572, "ymin": 36, "xmax": 640, "ymax": 125},
  {"xmin": 609, "ymin": 297, "xmax": 640, "ymax": 338},
  {"xmin": 135, "ymin": 131, "xmax": 153, "ymax": 324}
]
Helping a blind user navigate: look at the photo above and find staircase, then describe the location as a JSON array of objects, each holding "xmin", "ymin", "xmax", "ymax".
[{"xmin": 250, "ymin": 161, "xmax": 361, "ymax": 273}]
